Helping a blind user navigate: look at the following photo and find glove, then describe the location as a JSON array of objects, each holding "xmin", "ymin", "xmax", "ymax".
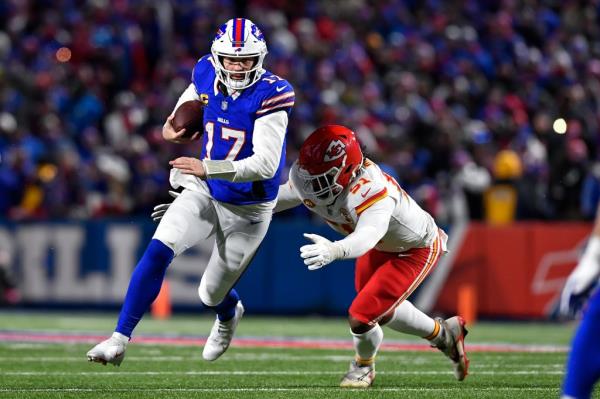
[
  {"xmin": 150, "ymin": 190, "xmax": 180, "ymax": 222},
  {"xmin": 560, "ymin": 263, "xmax": 599, "ymax": 317},
  {"xmin": 559, "ymin": 243, "xmax": 600, "ymax": 317},
  {"xmin": 300, "ymin": 233, "xmax": 344, "ymax": 270}
]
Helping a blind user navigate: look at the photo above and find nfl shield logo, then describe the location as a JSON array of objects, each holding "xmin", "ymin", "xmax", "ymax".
[{"xmin": 221, "ymin": 100, "xmax": 228, "ymax": 111}]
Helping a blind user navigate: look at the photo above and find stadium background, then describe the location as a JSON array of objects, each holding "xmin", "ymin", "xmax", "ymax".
[
  {"xmin": 3, "ymin": 1, "xmax": 600, "ymax": 397},
  {"xmin": 1, "ymin": 0, "xmax": 599, "ymax": 319}
]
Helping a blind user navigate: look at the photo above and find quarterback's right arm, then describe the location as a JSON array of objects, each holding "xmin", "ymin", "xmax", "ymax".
[{"xmin": 163, "ymin": 84, "xmax": 200, "ymax": 143}]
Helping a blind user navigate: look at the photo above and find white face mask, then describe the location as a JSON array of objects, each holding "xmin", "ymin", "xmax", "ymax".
[
  {"xmin": 292, "ymin": 162, "xmax": 344, "ymax": 206},
  {"xmin": 213, "ymin": 54, "xmax": 264, "ymax": 90}
]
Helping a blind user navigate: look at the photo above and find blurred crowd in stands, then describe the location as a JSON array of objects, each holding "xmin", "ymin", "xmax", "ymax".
[{"xmin": 1, "ymin": 0, "xmax": 600, "ymax": 226}]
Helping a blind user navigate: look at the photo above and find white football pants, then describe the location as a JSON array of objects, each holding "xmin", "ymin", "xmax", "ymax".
[{"xmin": 153, "ymin": 186, "xmax": 271, "ymax": 306}]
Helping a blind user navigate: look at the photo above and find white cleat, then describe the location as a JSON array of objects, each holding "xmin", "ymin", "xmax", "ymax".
[
  {"xmin": 86, "ymin": 332, "xmax": 129, "ymax": 366},
  {"xmin": 202, "ymin": 301, "xmax": 244, "ymax": 361},
  {"xmin": 433, "ymin": 316, "xmax": 470, "ymax": 381},
  {"xmin": 340, "ymin": 360, "xmax": 375, "ymax": 388}
]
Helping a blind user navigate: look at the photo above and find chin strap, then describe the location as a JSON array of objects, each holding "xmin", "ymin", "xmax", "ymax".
[{"xmin": 217, "ymin": 81, "xmax": 229, "ymax": 96}]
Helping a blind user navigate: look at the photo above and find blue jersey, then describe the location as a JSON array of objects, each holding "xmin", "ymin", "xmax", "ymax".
[
  {"xmin": 563, "ymin": 287, "xmax": 600, "ymax": 398},
  {"xmin": 192, "ymin": 55, "xmax": 295, "ymax": 205}
]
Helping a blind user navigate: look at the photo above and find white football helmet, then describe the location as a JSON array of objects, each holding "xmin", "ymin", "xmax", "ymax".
[{"xmin": 211, "ymin": 18, "xmax": 268, "ymax": 90}]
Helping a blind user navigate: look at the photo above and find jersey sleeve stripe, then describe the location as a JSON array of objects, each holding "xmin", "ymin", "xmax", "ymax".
[
  {"xmin": 355, "ymin": 187, "xmax": 388, "ymax": 216},
  {"xmin": 261, "ymin": 91, "xmax": 295, "ymax": 106},
  {"xmin": 256, "ymin": 101, "xmax": 295, "ymax": 115}
]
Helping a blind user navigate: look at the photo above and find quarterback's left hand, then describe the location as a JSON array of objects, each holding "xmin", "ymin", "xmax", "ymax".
[
  {"xmin": 169, "ymin": 157, "xmax": 206, "ymax": 179},
  {"xmin": 300, "ymin": 233, "xmax": 344, "ymax": 270}
]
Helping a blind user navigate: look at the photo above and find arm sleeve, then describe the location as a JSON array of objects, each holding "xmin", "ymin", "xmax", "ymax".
[
  {"xmin": 171, "ymin": 84, "xmax": 200, "ymax": 115},
  {"xmin": 333, "ymin": 197, "xmax": 395, "ymax": 259},
  {"xmin": 203, "ymin": 111, "xmax": 287, "ymax": 182},
  {"xmin": 273, "ymin": 180, "xmax": 303, "ymax": 213}
]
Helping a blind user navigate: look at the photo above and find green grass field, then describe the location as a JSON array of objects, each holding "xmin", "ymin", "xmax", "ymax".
[{"xmin": 0, "ymin": 311, "xmax": 596, "ymax": 398}]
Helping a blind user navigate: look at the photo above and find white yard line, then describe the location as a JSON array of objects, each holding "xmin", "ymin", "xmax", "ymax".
[
  {"xmin": 0, "ymin": 356, "xmax": 564, "ymax": 369},
  {"xmin": 0, "ymin": 387, "xmax": 558, "ymax": 393},
  {"xmin": 2, "ymin": 370, "xmax": 565, "ymax": 376},
  {"xmin": 0, "ymin": 331, "xmax": 569, "ymax": 353}
]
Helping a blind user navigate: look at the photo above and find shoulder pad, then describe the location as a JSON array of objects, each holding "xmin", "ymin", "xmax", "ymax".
[
  {"xmin": 347, "ymin": 166, "xmax": 389, "ymax": 215},
  {"xmin": 192, "ymin": 55, "xmax": 215, "ymax": 86},
  {"xmin": 255, "ymin": 74, "xmax": 295, "ymax": 116}
]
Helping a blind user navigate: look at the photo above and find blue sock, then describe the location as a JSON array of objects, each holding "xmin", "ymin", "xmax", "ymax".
[
  {"xmin": 207, "ymin": 289, "xmax": 240, "ymax": 322},
  {"xmin": 115, "ymin": 239, "xmax": 174, "ymax": 337},
  {"xmin": 563, "ymin": 288, "xmax": 600, "ymax": 398}
]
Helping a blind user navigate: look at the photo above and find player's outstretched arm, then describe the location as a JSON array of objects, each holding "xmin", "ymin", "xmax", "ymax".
[
  {"xmin": 273, "ymin": 180, "xmax": 302, "ymax": 213},
  {"xmin": 559, "ymin": 239, "xmax": 600, "ymax": 316},
  {"xmin": 331, "ymin": 197, "xmax": 395, "ymax": 257},
  {"xmin": 560, "ymin": 203, "xmax": 600, "ymax": 316},
  {"xmin": 300, "ymin": 197, "xmax": 395, "ymax": 270},
  {"xmin": 300, "ymin": 234, "xmax": 345, "ymax": 270}
]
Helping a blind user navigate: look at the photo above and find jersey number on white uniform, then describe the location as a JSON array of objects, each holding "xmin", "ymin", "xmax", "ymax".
[{"xmin": 205, "ymin": 122, "xmax": 246, "ymax": 160}]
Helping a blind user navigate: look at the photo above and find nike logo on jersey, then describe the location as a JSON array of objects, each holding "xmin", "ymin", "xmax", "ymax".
[
  {"xmin": 249, "ymin": 220, "xmax": 263, "ymax": 225},
  {"xmin": 361, "ymin": 188, "xmax": 372, "ymax": 198},
  {"xmin": 276, "ymin": 86, "xmax": 286, "ymax": 92}
]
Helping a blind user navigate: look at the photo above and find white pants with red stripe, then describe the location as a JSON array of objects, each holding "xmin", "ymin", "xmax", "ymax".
[{"xmin": 153, "ymin": 184, "xmax": 271, "ymax": 306}]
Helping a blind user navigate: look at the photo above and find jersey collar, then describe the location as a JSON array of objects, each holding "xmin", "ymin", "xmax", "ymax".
[{"xmin": 214, "ymin": 79, "xmax": 242, "ymax": 100}]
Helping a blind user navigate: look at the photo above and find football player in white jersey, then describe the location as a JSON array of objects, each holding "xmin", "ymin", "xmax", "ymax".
[
  {"xmin": 274, "ymin": 125, "xmax": 470, "ymax": 387},
  {"xmin": 86, "ymin": 18, "xmax": 295, "ymax": 366}
]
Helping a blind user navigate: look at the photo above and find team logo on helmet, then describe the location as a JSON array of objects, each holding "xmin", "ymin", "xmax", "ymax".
[
  {"xmin": 215, "ymin": 24, "xmax": 227, "ymax": 40},
  {"xmin": 251, "ymin": 24, "xmax": 265, "ymax": 41},
  {"xmin": 323, "ymin": 140, "xmax": 346, "ymax": 162}
]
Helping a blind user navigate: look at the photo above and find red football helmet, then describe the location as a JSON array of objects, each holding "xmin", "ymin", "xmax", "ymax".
[{"xmin": 293, "ymin": 125, "xmax": 363, "ymax": 205}]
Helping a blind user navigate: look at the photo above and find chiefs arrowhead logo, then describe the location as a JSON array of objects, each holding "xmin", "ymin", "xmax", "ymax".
[{"xmin": 324, "ymin": 140, "xmax": 346, "ymax": 162}]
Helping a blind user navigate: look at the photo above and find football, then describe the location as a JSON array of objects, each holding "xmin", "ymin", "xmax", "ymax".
[{"xmin": 171, "ymin": 100, "xmax": 205, "ymax": 139}]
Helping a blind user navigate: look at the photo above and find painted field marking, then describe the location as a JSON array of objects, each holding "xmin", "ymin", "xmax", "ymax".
[
  {"xmin": 0, "ymin": 331, "xmax": 568, "ymax": 353},
  {"xmin": 2, "ymin": 370, "xmax": 565, "ymax": 376}
]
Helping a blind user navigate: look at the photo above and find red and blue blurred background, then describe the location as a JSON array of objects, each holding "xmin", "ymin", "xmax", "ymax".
[{"xmin": 0, "ymin": 0, "xmax": 599, "ymax": 320}]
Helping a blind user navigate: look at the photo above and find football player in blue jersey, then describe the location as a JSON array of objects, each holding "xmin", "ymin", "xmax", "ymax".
[
  {"xmin": 87, "ymin": 18, "xmax": 295, "ymax": 366},
  {"xmin": 560, "ymin": 202, "xmax": 600, "ymax": 398}
]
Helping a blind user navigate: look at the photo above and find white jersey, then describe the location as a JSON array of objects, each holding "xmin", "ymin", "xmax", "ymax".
[{"xmin": 289, "ymin": 159, "xmax": 439, "ymax": 253}]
